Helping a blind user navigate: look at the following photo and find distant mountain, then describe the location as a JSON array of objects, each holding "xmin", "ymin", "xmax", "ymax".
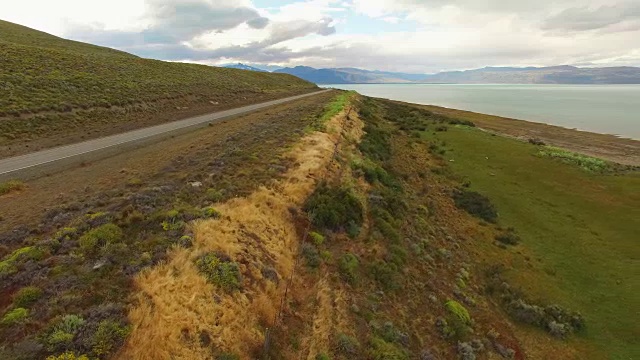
[
  {"xmin": 221, "ymin": 63, "xmax": 267, "ymax": 72},
  {"xmin": 274, "ymin": 66, "xmax": 424, "ymax": 84},
  {"xmin": 274, "ymin": 65, "xmax": 640, "ymax": 84},
  {"xmin": 421, "ymin": 66, "xmax": 640, "ymax": 84}
]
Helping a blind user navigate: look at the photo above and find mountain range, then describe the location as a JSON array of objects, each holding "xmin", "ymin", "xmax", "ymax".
[{"xmin": 225, "ymin": 63, "xmax": 640, "ymax": 84}]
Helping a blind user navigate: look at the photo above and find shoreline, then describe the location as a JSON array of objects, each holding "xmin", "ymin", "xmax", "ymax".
[{"xmin": 384, "ymin": 98, "xmax": 640, "ymax": 166}]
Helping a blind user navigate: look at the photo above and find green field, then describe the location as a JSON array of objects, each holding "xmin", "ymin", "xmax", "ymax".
[{"xmin": 422, "ymin": 125, "xmax": 640, "ymax": 358}]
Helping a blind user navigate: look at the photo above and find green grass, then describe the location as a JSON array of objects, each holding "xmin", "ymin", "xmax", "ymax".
[
  {"xmin": 0, "ymin": 180, "xmax": 25, "ymax": 195},
  {"xmin": 422, "ymin": 125, "xmax": 640, "ymax": 359},
  {"xmin": 0, "ymin": 20, "xmax": 316, "ymax": 137}
]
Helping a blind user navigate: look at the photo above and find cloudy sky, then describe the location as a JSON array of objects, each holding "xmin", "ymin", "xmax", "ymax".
[{"xmin": 2, "ymin": 0, "xmax": 640, "ymax": 73}]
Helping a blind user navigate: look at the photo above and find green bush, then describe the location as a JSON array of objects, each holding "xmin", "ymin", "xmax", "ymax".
[
  {"xmin": 196, "ymin": 253, "xmax": 242, "ymax": 291},
  {"xmin": 301, "ymin": 243, "xmax": 321, "ymax": 268},
  {"xmin": 304, "ymin": 182, "xmax": 363, "ymax": 232},
  {"xmin": 90, "ymin": 320, "xmax": 130, "ymax": 356},
  {"xmin": 46, "ymin": 352, "xmax": 89, "ymax": 360},
  {"xmin": 370, "ymin": 261, "xmax": 399, "ymax": 291},
  {"xmin": 1, "ymin": 307, "xmax": 29, "ymax": 326},
  {"xmin": 0, "ymin": 180, "xmax": 25, "ymax": 195},
  {"xmin": 335, "ymin": 333, "xmax": 359, "ymax": 354},
  {"xmin": 216, "ymin": 353, "xmax": 240, "ymax": 360},
  {"xmin": 495, "ymin": 229, "xmax": 521, "ymax": 245},
  {"xmin": 54, "ymin": 227, "xmax": 78, "ymax": 241},
  {"xmin": 0, "ymin": 246, "xmax": 44, "ymax": 276},
  {"xmin": 452, "ymin": 189, "xmax": 498, "ymax": 223},
  {"xmin": 309, "ymin": 231, "xmax": 325, "ymax": 246},
  {"xmin": 202, "ymin": 207, "xmax": 222, "ymax": 219},
  {"xmin": 12, "ymin": 286, "xmax": 42, "ymax": 307},
  {"xmin": 445, "ymin": 300, "xmax": 471, "ymax": 324},
  {"xmin": 338, "ymin": 253, "xmax": 359, "ymax": 285},
  {"xmin": 369, "ymin": 337, "xmax": 408, "ymax": 360},
  {"xmin": 205, "ymin": 188, "xmax": 224, "ymax": 202},
  {"xmin": 46, "ymin": 314, "xmax": 86, "ymax": 351},
  {"xmin": 358, "ymin": 123, "xmax": 392, "ymax": 161},
  {"xmin": 79, "ymin": 223, "xmax": 123, "ymax": 250}
]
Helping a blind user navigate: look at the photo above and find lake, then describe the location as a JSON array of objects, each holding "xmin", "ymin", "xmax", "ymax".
[{"xmin": 322, "ymin": 84, "xmax": 640, "ymax": 140}]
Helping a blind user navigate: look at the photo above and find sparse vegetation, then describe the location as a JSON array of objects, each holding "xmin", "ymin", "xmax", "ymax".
[{"xmin": 0, "ymin": 180, "xmax": 25, "ymax": 195}]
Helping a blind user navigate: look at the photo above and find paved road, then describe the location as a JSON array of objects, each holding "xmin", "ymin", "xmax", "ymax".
[{"xmin": 0, "ymin": 89, "xmax": 331, "ymax": 182}]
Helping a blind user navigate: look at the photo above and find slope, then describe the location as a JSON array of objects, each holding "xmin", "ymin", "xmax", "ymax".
[{"xmin": 0, "ymin": 20, "xmax": 317, "ymax": 157}]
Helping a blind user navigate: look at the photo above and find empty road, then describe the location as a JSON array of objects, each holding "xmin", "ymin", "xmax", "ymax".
[{"xmin": 0, "ymin": 89, "xmax": 332, "ymax": 182}]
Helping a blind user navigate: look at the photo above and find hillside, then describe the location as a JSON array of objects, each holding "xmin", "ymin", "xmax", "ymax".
[
  {"xmin": 0, "ymin": 20, "xmax": 317, "ymax": 157},
  {"xmin": 421, "ymin": 65, "xmax": 640, "ymax": 84},
  {"xmin": 275, "ymin": 66, "xmax": 421, "ymax": 84}
]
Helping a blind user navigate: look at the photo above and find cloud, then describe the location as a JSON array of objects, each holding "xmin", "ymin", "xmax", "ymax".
[
  {"xmin": 48, "ymin": 0, "xmax": 640, "ymax": 72},
  {"xmin": 542, "ymin": 2, "xmax": 640, "ymax": 32}
]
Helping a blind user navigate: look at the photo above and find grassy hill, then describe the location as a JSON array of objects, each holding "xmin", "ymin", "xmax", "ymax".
[{"xmin": 0, "ymin": 20, "xmax": 316, "ymax": 155}]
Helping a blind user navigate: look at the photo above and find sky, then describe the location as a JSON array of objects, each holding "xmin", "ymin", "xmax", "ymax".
[{"xmin": 2, "ymin": 0, "xmax": 640, "ymax": 73}]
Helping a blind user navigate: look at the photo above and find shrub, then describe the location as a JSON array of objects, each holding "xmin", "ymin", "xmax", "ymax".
[
  {"xmin": 205, "ymin": 188, "xmax": 224, "ymax": 202},
  {"xmin": 309, "ymin": 231, "xmax": 325, "ymax": 246},
  {"xmin": 301, "ymin": 243, "xmax": 321, "ymax": 268},
  {"xmin": 528, "ymin": 138, "xmax": 546, "ymax": 146},
  {"xmin": 13, "ymin": 286, "xmax": 42, "ymax": 307},
  {"xmin": 315, "ymin": 353, "xmax": 330, "ymax": 360},
  {"xmin": 452, "ymin": 190, "xmax": 497, "ymax": 223},
  {"xmin": 202, "ymin": 207, "xmax": 221, "ymax": 219},
  {"xmin": 304, "ymin": 182, "xmax": 363, "ymax": 232},
  {"xmin": 338, "ymin": 253, "xmax": 359, "ymax": 284},
  {"xmin": 359, "ymin": 123, "xmax": 392, "ymax": 161},
  {"xmin": 216, "ymin": 353, "xmax": 240, "ymax": 360},
  {"xmin": 0, "ymin": 246, "xmax": 44, "ymax": 276},
  {"xmin": 46, "ymin": 352, "xmax": 89, "ymax": 360},
  {"xmin": 79, "ymin": 223, "xmax": 123, "ymax": 250},
  {"xmin": 196, "ymin": 253, "xmax": 242, "ymax": 291},
  {"xmin": 445, "ymin": 300, "xmax": 471, "ymax": 324},
  {"xmin": 54, "ymin": 227, "xmax": 78, "ymax": 241},
  {"xmin": 370, "ymin": 261, "xmax": 399, "ymax": 291},
  {"xmin": 46, "ymin": 314, "xmax": 86, "ymax": 351},
  {"xmin": 369, "ymin": 337, "xmax": 409, "ymax": 360},
  {"xmin": 1, "ymin": 307, "xmax": 29, "ymax": 326},
  {"xmin": 90, "ymin": 319, "xmax": 130, "ymax": 356},
  {"xmin": 495, "ymin": 229, "xmax": 520, "ymax": 245},
  {"xmin": 0, "ymin": 180, "xmax": 25, "ymax": 195},
  {"xmin": 335, "ymin": 333, "xmax": 359, "ymax": 354}
]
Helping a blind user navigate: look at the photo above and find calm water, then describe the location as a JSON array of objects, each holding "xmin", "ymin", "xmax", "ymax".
[{"xmin": 322, "ymin": 84, "xmax": 640, "ymax": 139}]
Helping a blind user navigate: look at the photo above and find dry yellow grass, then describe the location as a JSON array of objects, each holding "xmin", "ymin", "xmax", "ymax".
[{"xmin": 118, "ymin": 110, "xmax": 349, "ymax": 359}]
